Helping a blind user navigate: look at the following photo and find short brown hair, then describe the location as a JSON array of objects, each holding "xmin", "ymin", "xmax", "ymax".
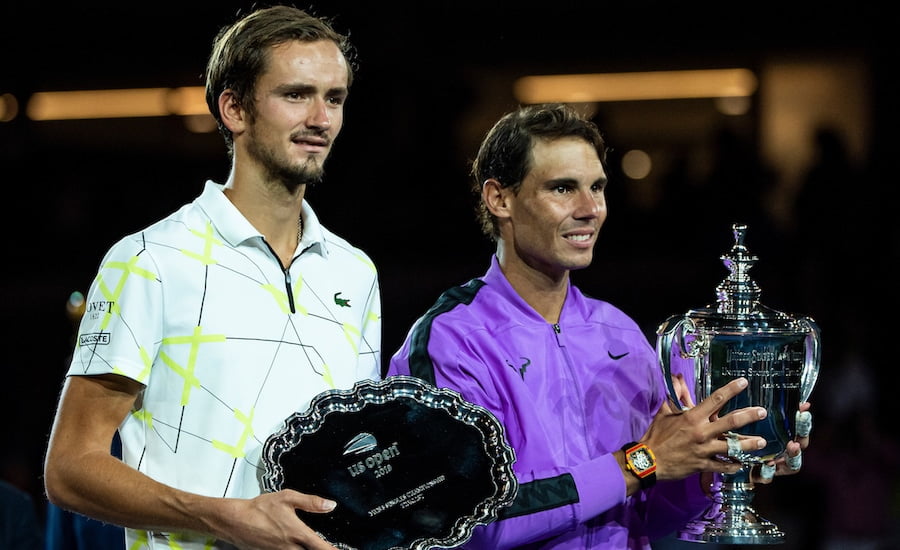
[
  {"xmin": 471, "ymin": 103, "xmax": 607, "ymax": 240},
  {"xmin": 205, "ymin": 5, "xmax": 358, "ymax": 156}
]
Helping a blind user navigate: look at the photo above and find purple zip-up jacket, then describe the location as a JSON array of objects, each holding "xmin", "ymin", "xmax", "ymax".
[{"xmin": 386, "ymin": 255, "xmax": 710, "ymax": 549}]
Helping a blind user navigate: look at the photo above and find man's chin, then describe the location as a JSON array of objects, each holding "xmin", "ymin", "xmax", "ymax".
[
  {"xmin": 296, "ymin": 159, "xmax": 326, "ymax": 183},
  {"xmin": 277, "ymin": 165, "xmax": 325, "ymax": 189},
  {"xmin": 565, "ymin": 255, "xmax": 594, "ymax": 272}
]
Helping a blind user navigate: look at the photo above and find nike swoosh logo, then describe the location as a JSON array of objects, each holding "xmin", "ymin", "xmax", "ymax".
[{"xmin": 608, "ymin": 351, "xmax": 630, "ymax": 360}]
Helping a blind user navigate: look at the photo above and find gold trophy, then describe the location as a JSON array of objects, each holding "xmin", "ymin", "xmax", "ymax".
[{"xmin": 656, "ymin": 224, "xmax": 821, "ymax": 544}]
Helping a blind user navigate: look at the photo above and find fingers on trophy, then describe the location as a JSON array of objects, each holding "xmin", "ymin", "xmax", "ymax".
[
  {"xmin": 657, "ymin": 224, "xmax": 821, "ymax": 545},
  {"xmin": 796, "ymin": 410, "xmax": 813, "ymax": 438}
]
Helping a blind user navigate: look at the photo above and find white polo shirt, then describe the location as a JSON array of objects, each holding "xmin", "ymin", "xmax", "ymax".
[{"xmin": 69, "ymin": 180, "xmax": 382, "ymax": 549}]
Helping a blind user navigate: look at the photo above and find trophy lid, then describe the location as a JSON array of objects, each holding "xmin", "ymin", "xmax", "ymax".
[
  {"xmin": 687, "ymin": 224, "xmax": 801, "ymax": 332},
  {"xmin": 715, "ymin": 224, "xmax": 761, "ymax": 316}
]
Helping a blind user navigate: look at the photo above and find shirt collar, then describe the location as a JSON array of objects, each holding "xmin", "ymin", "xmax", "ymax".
[
  {"xmin": 483, "ymin": 253, "xmax": 579, "ymax": 323},
  {"xmin": 197, "ymin": 180, "xmax": 328, "ymax": 258}
]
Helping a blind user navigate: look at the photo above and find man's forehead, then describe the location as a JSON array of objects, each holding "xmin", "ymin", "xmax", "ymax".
[
  {"xmin": 264, "ymin": 40, "xmax": 349, "ymax": 78},
  {"xmin": 530, "ymin": 138, "xmax": 602, "ymax": 169}
]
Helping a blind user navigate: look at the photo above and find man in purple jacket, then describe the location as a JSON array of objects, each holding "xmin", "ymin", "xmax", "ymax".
[{"xmin": 386, "ymin": 103, "xmax": 809, "ymax": 549}]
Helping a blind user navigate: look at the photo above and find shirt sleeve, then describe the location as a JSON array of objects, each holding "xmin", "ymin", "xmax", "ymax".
[{"xmin": 68, "ymin": 235, "xmax": 163, "ymax": 382}]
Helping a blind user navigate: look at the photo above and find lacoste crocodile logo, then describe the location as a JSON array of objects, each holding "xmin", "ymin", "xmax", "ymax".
[
  {"xmin": 506, "ymin": 356, "xmax": 531, "ymax": 380},
  {"xmin": 334, "ymin": 292, "xmax": 351, "ymax": 307},
  {"xmin": 608, "ymin": 350, "xmax": 630, "ymax": 360}
]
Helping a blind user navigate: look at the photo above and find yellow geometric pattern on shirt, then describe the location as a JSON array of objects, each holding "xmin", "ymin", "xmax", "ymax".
[
  {"xmin": 128, "ymin": 530, "xmax": 148, "ymax": 550},
  {"xmin": 343, "ymin": 323, "xmax": 361, "ymax": 355},
  {"xmin": 212, "ymin": 406, "xmax": 255, "ymax": 459},
  {"xmin": 161, "ymin": 326, "xmax": 226, "ymax": 406},
  {"xmin": 129, "ymin": 530, "xmax": 214, "ymax": 550},
  {"xmin": 95, "ymin": 255, "xmax": 158, "ymax": 330},
  {"xmin": 131, "ymin": 408, "xmax": 153, "ymax": 429},
  {"xmin": 260, "ymin": 275, "xmax": 307, "ymax": 315},
  {"xmin": 321, "ymin": 362, "xmax": 334, "ymax": 388},
  {"xmin": 168, "ymin": 530, "xmax": 215, "ymax": 549},
  {"xmin": 182, "ymin": 221, "xmax": 222, "ymax": 265},
  {"xmin": 112, "ymin": 346, "xmax": 154, "ymax": 384},
  {"xmin": 314, "ymin": 323, "xmax": 363, "ymax": 388},
  {"xmin": 354, "ymin": 250, "xmax": 376, "ymax": 273}
]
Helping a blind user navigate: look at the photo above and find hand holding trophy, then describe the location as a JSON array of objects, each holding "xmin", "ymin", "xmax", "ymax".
[{"xmin": 656, "ymin": 224, "xmax": 821, "ymax": 545}]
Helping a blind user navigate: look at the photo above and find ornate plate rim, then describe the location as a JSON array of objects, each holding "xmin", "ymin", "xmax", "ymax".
[{"xmin": 262, "ymin": 375, "xmax": 518, "ymax": 550}]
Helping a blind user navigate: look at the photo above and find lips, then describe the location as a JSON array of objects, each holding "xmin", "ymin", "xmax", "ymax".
[
  {"xmin": 291, "ymin": 132, "xmax": 330, "ymax": 149},
  {"xmin": 293, "ymin": 136, "xmax": 330, "ymax": 153},
  {"xmin": 294, "ymin": 136, "xmax": 328, "ymax": 146}
]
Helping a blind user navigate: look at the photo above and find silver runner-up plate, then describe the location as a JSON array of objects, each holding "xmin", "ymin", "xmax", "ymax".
[{"xmin": 262, "ymin": 375, "xmax": 518, "ymax": 550}]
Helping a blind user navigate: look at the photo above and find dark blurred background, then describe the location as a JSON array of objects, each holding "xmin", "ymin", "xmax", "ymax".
[{"xmin": 2, "ymin": 2, "xmax": 897, "ymax": 548}]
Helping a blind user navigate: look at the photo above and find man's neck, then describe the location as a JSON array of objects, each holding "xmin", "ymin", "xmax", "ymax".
[
  {"xmin": 496, "ymin": 247, "xmax": 569, "ymax": 324},
  {"xmin": 222, "ymin": 171, "xmax": 306, "ymax": 267}
]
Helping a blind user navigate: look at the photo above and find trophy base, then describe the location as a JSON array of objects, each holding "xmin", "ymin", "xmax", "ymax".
[{"xmin": 678, "ymin": 505, "xmax": 785, "ymax": 545}]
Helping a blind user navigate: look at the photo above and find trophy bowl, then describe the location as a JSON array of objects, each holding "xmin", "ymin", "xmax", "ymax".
[{"xmin": 656, "ymin": 224, "xmax": 821, "ymax": 545}]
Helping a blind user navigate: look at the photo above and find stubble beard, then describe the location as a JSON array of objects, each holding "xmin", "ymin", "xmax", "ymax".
[{"xmin": 248, "ymin": 133, "xmax": 326, "ymax": 193}]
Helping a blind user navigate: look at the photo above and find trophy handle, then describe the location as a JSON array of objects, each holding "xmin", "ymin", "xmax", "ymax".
[
  {"xmin": 799, "ymin": 317, "xmax": 821, "ymax": 404},
  {"xmin": 656, "ymin": 315, "xmax": 695, "ymax": 412}
]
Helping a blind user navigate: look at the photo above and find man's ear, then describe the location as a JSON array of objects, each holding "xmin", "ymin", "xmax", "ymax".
[
  {"xmin": 218, "ymin": 90, "xmax": 245, "ymax": 134},
  {"xmin": 482, "ymin": 178, "xmax": 511, "ymax": 219}
]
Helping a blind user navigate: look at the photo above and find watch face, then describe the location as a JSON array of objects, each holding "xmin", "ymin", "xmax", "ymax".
[{"xmin": 632, "ymin": 449, "xmax": 652, "ymax": 471}]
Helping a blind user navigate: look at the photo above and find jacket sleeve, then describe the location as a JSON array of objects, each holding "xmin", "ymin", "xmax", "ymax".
[
  {"xmin": 642, "ymin": 475, "xmax": 712, "ymax": 540},
  {"xmin": 389, "ymin": 325, "xmax": 628, "ymax": 548},
  {"xmin": 448, "ymin": 357, "xmax": 710, "ymax": 548}
]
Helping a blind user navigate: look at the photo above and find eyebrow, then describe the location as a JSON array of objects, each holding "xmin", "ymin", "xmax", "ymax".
[
  {"xmin": 545, "ymin": 177, "xmax": 579, "ymax": 186},
  {"xmin": 270, "ymin": 83, "xmax": 349, "ymax": 97},
  {"xmin": 544, "ymin": 176, "xmax": 608, "ymax": 187}
]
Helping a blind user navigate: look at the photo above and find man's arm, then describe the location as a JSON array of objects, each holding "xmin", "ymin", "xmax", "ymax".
[{"xmin": 44, "ymin": 374, "xmax": 339, "ymax": 550}]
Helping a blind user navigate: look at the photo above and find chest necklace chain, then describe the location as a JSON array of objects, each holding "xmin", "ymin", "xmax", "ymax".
[{"xmin": 297, "ymin": 215, "xmax": 303, "ymax": 244}]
